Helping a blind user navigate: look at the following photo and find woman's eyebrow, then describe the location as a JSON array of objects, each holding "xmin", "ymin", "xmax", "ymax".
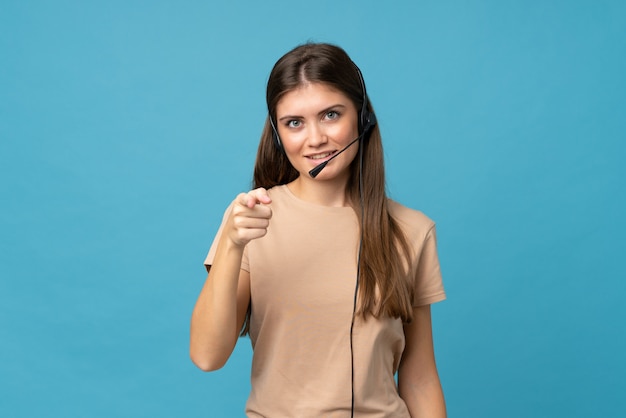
[
  {"xmin": 277, "ymin": 104, "xmax": 347, "ymax": 122},
  {"xmin": 317, "ymin": 104, "xmax": 347, "ymax": 116}
]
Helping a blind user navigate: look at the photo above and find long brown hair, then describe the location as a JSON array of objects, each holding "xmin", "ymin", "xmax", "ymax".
[{"xmin": 242, "ymin": 43, "xmax": 414, "ymax": 335}]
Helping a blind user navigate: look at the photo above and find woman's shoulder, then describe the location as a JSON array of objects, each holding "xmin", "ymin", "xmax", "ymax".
[
  {"xmin": 266, "ymin": 184, "xmax": 287, "ymax": 197},
  {"xmin": 266, "ymin": 184, "xmax": 291, "ymax": 205},
  {"xmin": 387, "ymin": 199, "xmax": 436, "ymax": 236}
]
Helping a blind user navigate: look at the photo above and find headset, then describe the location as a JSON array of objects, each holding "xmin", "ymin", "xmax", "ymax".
[{"xmin": 268, "ymin": 63, "xmax": 377, "ymax": 152}]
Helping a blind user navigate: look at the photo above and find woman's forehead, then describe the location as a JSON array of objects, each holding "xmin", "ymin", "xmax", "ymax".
[{"xmin": 276, "ymin": 83, "xmax": 354, "ymax": 116}]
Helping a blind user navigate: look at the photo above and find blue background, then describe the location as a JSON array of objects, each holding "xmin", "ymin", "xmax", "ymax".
[{"xmin": 2, "ymin": 0, "xmax": 624, "ymax": 416}]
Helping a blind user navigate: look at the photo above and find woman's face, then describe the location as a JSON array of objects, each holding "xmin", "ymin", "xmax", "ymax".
[{"xmin": 275, "ymin": 82, "xmax": 359, "ymax": 183}]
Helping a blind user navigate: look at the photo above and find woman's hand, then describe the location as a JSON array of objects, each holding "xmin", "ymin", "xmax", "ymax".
[{"xmin": 226, "ymin": 188, "xmax": 273, "ymax": 247}]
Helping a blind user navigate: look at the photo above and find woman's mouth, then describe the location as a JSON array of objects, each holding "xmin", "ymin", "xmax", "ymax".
[{"xmin": 307, "ymin": 151, "xmax": 336, "ymax": 160}]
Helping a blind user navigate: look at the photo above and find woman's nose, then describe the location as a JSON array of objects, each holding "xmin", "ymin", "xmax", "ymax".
[{"xmin": 306, "ymin": 123, "xmax": 328, "ymax": 147}]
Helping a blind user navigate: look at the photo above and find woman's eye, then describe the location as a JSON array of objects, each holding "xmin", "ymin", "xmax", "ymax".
[
  {"xmin": 287, "ymin": 120, "xmax": 301, "ymax": 128},
  {"xmin": 325, "ymin": 111, "xmax": 340, "ymax": 120}
]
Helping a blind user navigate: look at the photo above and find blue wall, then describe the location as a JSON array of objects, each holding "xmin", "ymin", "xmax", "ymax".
[{"xmin": 1, "ymin": 1, "xmax": 624, "ymax": 416}]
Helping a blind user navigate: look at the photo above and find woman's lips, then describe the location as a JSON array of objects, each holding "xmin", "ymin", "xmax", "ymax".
[{"xmin": 306, "ymin": 150, "xmax": 337, "ymax": 163}]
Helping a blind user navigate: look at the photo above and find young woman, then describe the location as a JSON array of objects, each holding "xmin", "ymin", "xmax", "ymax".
[{"xmin": 190, "ymin": 43, "xmax": 447, "ymax": 417}]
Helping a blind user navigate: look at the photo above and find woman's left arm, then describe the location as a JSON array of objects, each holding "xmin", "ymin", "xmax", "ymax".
[{"xmin": 398, "ymin": 305, "xmax": 447, "ymax": 418}]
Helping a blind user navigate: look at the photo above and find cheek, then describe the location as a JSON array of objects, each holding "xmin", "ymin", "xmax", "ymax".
[
  {"xmin": 340, "ymin": 119, "xmax": 360, "ymax": 143},
  {"xmin": 344, "ymin": 143, "xmax": 360, "ymax": 164},
  {"xmin": 281, "ymin": 137, "xmax": 302, "ymax": 158},
  {"xmin": 280, "ymin": 141, "xmax": 304, "ymax": 168}
]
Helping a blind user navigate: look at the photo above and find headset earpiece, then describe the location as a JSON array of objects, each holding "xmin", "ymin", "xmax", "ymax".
[
  {"xmin": 355, "ymin": 65, "xmax": 377, "ymax": 137},
  {"xmin": 361, "ymin": 110, "xmax": 377, "ymax": 135}
]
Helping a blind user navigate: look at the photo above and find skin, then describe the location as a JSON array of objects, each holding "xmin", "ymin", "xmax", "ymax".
[
  {"xmin": 275, "ymin": 82, "xmax": 360, "ymax": 206},
  {"xmin": 399, "ymin": 305, "xmax": 447, "ymax": 417},
  {"xmin": 190, "ymin": 82, "xmax": 446, "ymax": 416}
]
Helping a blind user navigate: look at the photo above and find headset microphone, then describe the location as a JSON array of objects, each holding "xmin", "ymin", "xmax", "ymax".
[
  {"xmin": 308, "ymin": 112, "xmax": 377, "ymax": 178},
  {"xmin": 308, "ymin": 135, "xmax": 361, "ymax": 178}
]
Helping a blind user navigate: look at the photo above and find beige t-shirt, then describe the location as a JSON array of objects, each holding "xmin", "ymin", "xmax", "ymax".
[{"xmin": 205, "ymin": 185, "xmax": 446, "ymax": 417}]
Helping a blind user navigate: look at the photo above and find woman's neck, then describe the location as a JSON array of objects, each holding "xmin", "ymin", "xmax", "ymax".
[{"xmin": 287, "ymin": 176, "xmax": 352, "ymax": 207}]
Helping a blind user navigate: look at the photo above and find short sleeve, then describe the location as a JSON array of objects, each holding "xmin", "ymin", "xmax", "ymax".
[
  {"xmin": 203, "ymin": 202, "xmax": 250, "ymax": 273},
  {"xmin": 412, "ymin": 225, "xmax": 446, "ymax": 306}
]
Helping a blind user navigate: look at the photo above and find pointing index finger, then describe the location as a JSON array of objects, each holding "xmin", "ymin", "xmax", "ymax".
[{"xmin": 243, "ymin": 188, "xmax": 272, "ymax": 208}]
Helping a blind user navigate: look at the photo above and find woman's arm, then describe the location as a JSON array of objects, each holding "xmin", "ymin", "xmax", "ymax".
[
  {"xmin": 398, "ymin": 305, "xmax": 447, "ymax": 417},
  {"xmin": 189, "ymin": 254, "xmax": 250, "ymax": 371},
  {"xmin": 189, "ymin": 189, "xmax": 272, "ymax": 371}
]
